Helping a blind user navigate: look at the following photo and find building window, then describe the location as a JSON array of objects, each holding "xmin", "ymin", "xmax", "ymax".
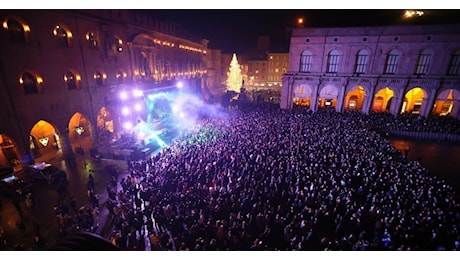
[
  {"xmin": 355, "ymin": 49, "xmax": 369, "ymax": 74},
  {"xmin": 86, "ymin": 32, "xmax": 98, "ymax": 48},
  {"xmin": 114, "ymin": 36, "xmax": 123, "ymax": 52},
  {"xmin": 326, "ymin": 50, "xmax": 340, "ymax": 73},
  {"xmin": 300, "ymin": 50, "xmax": 312, "ymax": 72},
  {"xmin": 448, "ymin": 52, "xmax": 460, "ymax": 76},
  {"xmin": 21, "ymin": 72, "xmax": 43, "ymax": 95},
  {"xmin": 415, "ymin": 49, "xmax": 432, "ymax": 75},
  {"xmin": 53, "ymin": 24, "xmax": 72, "ymax": 47},
  {"xmin": 116, "ymin": 70, "xmax": 126, "ymax": 84},
  {"xmin": 64, "ymin": 71, "xmax": 79, "ymax": 90},
  {"xmin": 94, "ymin": 71, "xmax": 104, "ymax": 86},
  {"xmin": 3, "ymin": 17, "xmax": 29, "ymax": 43},
  {"xmin": 384, "ymin": 49, "xmax": 400, "ymax": 74}
]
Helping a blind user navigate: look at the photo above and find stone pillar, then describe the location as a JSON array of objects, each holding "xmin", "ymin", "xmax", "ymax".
[
  {"xmin": 336, "ymin": 85, "xmax": 346, "ymax": 113},
  {"xmin": 451, "ymin": 101, "xmax": 460, "ymax": 119},
  {"xmin": 421, "ymin": 89, "xmax": 437, "ymax": 118},
  {"xmin": 390, "ymin": 88, "xmax": 405, "ymax": 116},
  {"xmin": 311, "ymin": 84, "xmax": 319, "ymax": 112},
  {"xmin": 58, "ymin": 131, "xmax": 74, "ymax": 159},
  {"xmin": 280, "ymin": 75, "xmax": 294, "ymax": 110},
  {"xmin": 363, "ymin": 84, "xmax": 377, "ymax": 115}
]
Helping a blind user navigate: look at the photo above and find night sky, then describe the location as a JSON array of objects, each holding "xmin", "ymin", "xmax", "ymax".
[{"xmin": 141, "ymin": 9, "xmax": 460, "ymax": 56}]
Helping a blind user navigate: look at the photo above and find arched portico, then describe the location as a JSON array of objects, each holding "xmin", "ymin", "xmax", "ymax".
[
  {"xmin": 372, "ymin": 87, "xmax": 395, "ymax": 113},
  {"xmin": 318, "ymin": 85, "xmax": 339, "ymax": 109},
  {"xmin": 344, "ymin": 85, "xmax": 366, "ymax": 111},
  {"xmin": 400, "ymin": 87, "xmax": 427, "ymax": 115},
  {"xmin": 293, "ymin": 83, "xmax": 312, "ymax": 108},
  {"xmin": 432, "ymin": 88, "xmax": 460, "ymax": 118}
]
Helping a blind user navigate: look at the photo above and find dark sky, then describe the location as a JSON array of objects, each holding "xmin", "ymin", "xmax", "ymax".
[{"xmin": 142, "ymin": 9, "xmax": 460, "ymax": 56}]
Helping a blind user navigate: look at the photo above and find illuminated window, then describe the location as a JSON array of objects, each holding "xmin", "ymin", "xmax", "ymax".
[
  {"xmin": 384, "ymin": 49, "xmax": 400, "ymax": 74},
  {"xmin": 94, "ymin": 71, "xmax": 104, "ymax": 86},
  {"xmin": 355, "ymin": 49, "xmax": 369, "ymax": 74},
  {"xmin": 64, "ymin": 71, "xmax": 79, "ymax": 89},
  {"xmin": 415, "ymin": 49, "xmax": 432, "ymax": 75},
  {"xmin": 448, "ymin": 51, "xmax": 460, "ymax": 76},
  {"xmin": 116, "ymin": 70, "xmax": 126, "ymax": 84},
  {"xmin": 21, "ymin": 72, "xmax": 43, "ymax": 95},
  {"xmin": 53, "ymin": 24, "xmax": 72, "ymax": 47},
  {"xmin": 3, "ymin": 17, "xmax": 28, "ymax": 43},
  {"xmin": 114, "ymin": 36, "xmax": 123, "ymax": 52},
  {"xmin": 300, "ymin": 50, "xmax": 312, "ymax": 72},
  {"xmin": 86, "ymin": 32, "xmax": 98, "ymax": 48},
  {"xmin": 326, "ymin": 50, "xmax": 340, "ymax": 73}
]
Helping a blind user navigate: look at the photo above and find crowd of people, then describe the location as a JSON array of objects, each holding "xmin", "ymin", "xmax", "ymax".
[{"xmin": 101, "ymin": 105, "xmax": 460, "ymax": 251}]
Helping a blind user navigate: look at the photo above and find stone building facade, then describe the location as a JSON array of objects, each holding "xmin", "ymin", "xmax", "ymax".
[
  {"xmin": 0, "ymin": 10, "xmax": 210, "ymax": 168},
  {"xmin": 281, "ymin": 24, "xmax": 460, "ymax": 120}
]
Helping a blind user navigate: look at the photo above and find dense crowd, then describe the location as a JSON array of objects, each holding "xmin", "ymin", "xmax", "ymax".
[
  {"xmin": 369, "ymin": 112, "xmax": 460, "ymax": 134},
  {"xmin": 103, "ymin": 105, "xmax": 460, "ymax": 251}
]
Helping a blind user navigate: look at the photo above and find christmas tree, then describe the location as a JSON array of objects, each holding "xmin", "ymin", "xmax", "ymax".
[{"xmin": 225, "ymin": 53, "xmax": 243, "ymax": 93}]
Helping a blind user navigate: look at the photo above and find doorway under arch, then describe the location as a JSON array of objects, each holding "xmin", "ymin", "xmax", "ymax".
[
  {"xmin": 318, "ymin": 85, "xmax": 338, "ymax": 108},
  {"xmin": 68, "ymin": 112, "xmax": 93, "ymax": 156},
  {"xmin": 372, "ymin": 87, "xmax": 394, "ymax": 112},
  {"xmin": 97, "ymin": 107, "xmax": 115, "ymax": 145},
  {"xmin": 432, "ymin": 89, "xmax": 460, "ymax": 116},
  {"xmin": 401, "ymin": 87, "xmax": 426, "ymax": 114},
  {"xmin": 293, "ymin": 84, "xmax": 312, "ymax": 107},
  {"xmin": 29, "ymin": 120, "xmax": 61, "ymax": 161},
  {"xmin": 344, "ymin": 85, "xmax": 366, "ymax": 110}
]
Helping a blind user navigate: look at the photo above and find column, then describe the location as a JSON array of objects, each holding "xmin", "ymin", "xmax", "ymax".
[
  {"xmin": 280, "ymin": 75, "xmax": 293, "ymax": 110},
  {"xmin": 421, "ymin": 89, "xmax": 437, "ymax": 118},
  {"xmin": 311, "ymin": 84, "xmax": 319, "ymax": 112},
  {"xmin": 336, "ymin": 85, "xmax": 346, "ymax": 113},
  {"xmin": 390, "ymin": 87, "xmax": 405, "ymax": 116},
  {"xmin": 58, "ymin": 131, "xmax": 74, "ymax": 159},
  {"xmin": 363, "ymin": 84, "xmax": 377, "ymax": 115}
]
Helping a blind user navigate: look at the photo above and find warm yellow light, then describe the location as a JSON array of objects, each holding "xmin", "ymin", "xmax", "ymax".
[
  {"xmin": 405, "ymin": 10, "xmax": 424, "ymax": 18},
  {"xmin": 37, "ymin": 77, "xmax": 43, "ymax": 84},
  {"xmin": 64, "ymin": 76, "xmax": 68, "ymax": 81},
  {"xmin": 76, "ymin": 75, "xmax": 81, "ymax": 81},
  {"xmin": 19, "ymin": 78, "xmax": 23, "ymax": 84},
  {"xmin": 298, "ymin": 17, "xmax": 304, "ymax": 24},
  {"xmin": 85, "ymin": 34, "xmax": 90, "ymax": 40},
  {"xmin": 2, "ymin": 21, "xmax": 7, "ymax": 29},
  {"xmin": 23, "ymin": 25, "xmax": 30, "ymax": 32},
  {"xmin": 102, "ymin": 74, "xmax": 107, "ymax": 79},
  {"xmin": 67, "ymin": 32, "xmax": 72, "ymax": 38},
  {"xmin": 123, "ymin": 72, "xmax": 127, "ymax": 78}
]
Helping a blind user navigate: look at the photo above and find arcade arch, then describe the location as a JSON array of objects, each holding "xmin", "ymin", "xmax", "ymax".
[
  {"xmin": 319, "ymin": 85, "xmax": 338, "ymax": 108},
  {"xmin": 344, "ymin": 85, "xmax": 366, "ymax": 110},
  {"xmin": 68, "ymin": 112, "xmax": 93, "ymax": 155},
  {"xmin": 29, "ymin": 120, "xmax": 61, "ymax": 160},
  {"xmin": 97, "ymin": 107, "xmax": 115, "ymax": 145},
  {"xmin": 293, "ymin": 84, "xmax": 312, "ymax": 107},
  {"xmin": 401, "ymin": 87, "xmax": 426, "ymax": 114},
  {"xmin": 432, "ymin": 88, "xmax": 460, "ymax": 116},
  {"xmin": 372, "ymin": 87, "xmax": 394, "ymax": 112}
]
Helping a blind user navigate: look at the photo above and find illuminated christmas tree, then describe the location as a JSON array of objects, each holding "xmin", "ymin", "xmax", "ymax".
[{"xmin": 225, "ymin": 53, "xmax": 243, "ymax": 93}]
